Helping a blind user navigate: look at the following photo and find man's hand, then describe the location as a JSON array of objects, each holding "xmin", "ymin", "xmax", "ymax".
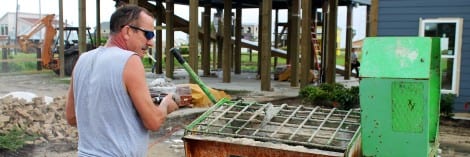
[{"xmin": 161, "ymin": 93, "xmax": 179, "ymax": 114}]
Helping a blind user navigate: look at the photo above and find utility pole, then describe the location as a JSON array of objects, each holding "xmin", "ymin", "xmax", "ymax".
[
  {"xmin": 15, "ymin": 0, "xmax": 19, "ymax": 54},
  {"xmin": 39, "ymin": 0, "xmax": 42, "ymax": 41}
]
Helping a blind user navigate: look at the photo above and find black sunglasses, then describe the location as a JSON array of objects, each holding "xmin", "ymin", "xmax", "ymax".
[{"xmin": 127, "ymin": 25, "xmax": 155, "ymax": 40}]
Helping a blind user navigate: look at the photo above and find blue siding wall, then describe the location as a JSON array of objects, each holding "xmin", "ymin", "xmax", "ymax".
[{"xmin": 377, "ymin": 0, "xmax": 470, "ymax": 111}]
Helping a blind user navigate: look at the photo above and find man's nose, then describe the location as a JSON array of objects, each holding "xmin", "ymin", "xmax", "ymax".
[{"xmin": 146, "ymin": 39, "xmax": 154, "ymax": 46}]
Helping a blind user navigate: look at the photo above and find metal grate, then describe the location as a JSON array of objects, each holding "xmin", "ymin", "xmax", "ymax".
[{"xmin": 185, "ymin": 99, "xmax": 361, "ymax": 152}]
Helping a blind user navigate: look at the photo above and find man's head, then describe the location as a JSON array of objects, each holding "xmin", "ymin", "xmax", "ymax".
[{"xmin": 108, "ymin": 5, "xmax": 155, "ymax": 57}]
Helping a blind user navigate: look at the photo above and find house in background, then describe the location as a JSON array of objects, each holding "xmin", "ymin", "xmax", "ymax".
[
  {"xmin": 242, "ymin": 23, "xmax": 258, "ymax": 41},
  {"xmin": 97, "ymin": 22, "xmax": 110, "ymax": 39},
  {"xmin": 0, "ymin": 12, "xmax": 62, "ymax": 45},
  {"xmin": 374, "ymin": 0, "xmax": 469, "ymax": 112}
]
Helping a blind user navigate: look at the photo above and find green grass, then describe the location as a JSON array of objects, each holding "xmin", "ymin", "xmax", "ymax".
[
  {"xmin": 0, "ymin": 53, "xmax": 38, "ymax": 73},
  {"xmin": 5, "ymin": 50, "xmax": 356, "ymax": 74},
  {"xmin": 150, "ymin": 52, "xmax": 287, "ymax": 72},
  {"xmin": 0, "ymin": 128, "xmax": 38, "ymax": 151}
]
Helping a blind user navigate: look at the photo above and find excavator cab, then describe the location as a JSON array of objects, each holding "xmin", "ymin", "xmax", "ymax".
[{"xmin": 51, "ymin": 27, "xmax": 96, "ymax": 76}]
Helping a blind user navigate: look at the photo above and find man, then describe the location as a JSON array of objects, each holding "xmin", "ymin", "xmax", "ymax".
[
  {"xmin": 65, "ymin": 5, "xmax": 179, "ymax": 156},
  {"xmin": 351, "ymin": 51, "xmax": 360, "ymax": 78}
]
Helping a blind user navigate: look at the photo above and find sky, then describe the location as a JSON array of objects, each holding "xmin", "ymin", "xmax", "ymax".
[{"xmin": 1, "ymin": 0, "xmax": 367, "ymax": 48}]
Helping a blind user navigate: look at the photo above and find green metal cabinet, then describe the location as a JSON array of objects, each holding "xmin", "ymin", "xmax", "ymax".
[{"xmin": 360, "ymin": 37, "xmax": 441, "ymax": 157}]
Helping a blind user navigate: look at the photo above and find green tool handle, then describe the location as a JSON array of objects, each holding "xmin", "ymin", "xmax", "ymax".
[{"xmin": 170, "ymin": 48, "xmax": 218, "ymax": 104}]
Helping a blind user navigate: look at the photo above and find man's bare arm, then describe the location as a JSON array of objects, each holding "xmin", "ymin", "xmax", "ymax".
[
  {"xmin": 124, "ymin": 55, "xmax": 178, "ymax": 131},
  {"xmin": 65, "ymin": 77, "xmax": 77, "ymax": 127}
]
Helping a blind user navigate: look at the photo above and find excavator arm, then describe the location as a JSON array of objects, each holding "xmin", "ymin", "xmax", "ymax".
[{"xmin": 17, "ymin": 14, "xmax": 57, "ymax": 70}]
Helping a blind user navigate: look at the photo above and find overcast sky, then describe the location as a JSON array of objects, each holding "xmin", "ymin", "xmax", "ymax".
[{"xmin": 1, "ymin": 0, "xmax": 367, "ymax": 47}]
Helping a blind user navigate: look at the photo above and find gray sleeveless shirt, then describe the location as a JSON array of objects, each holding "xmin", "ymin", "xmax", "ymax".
[{"xmin": 73, "ymin": 47, "xmax": 149, "ymax": 157}]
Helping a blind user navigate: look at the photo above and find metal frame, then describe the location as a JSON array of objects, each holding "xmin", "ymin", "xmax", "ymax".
[{"xmin": 185, "ymin": 98, "xmax": 361, "ymax": 152}]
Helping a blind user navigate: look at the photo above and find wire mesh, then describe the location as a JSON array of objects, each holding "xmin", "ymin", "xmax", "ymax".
[{"xmin": 185, "ymin": 99, "xmax": 361, "ymax": 152}]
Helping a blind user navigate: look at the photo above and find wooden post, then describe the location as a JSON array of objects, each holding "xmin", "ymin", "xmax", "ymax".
[
  {"xmin": 1, "ymin": 48, "xmax": 8, "ymax": 72},
  {"xmin": 300, "ymin": 0, "xmax": 312, "ymax": 88},
  {"xmin": 148, "ymin": 48, "xmax": 153, "ymax": 65},
  {"xmin": 344, "ymin": 4, "xmax": 353, "ymax": 80},
  {"xmin": 212, "ymin": 39, "xmax": 216, "ymax": 69},
  {"xmin": 165, "ymin": 0, "xmax": 175, "ymax": 79},
  {"xmin": 320, "ymin": 2, "xmax": 329, "ymax": 83},
  {"xmin": 286, "ymin": 6, "xmax": 291, "ymax": 66},
  {"xmin": 260, "ymin": 0, "xmax": 272, "ymax": 91},
  {"xmin": 222, "ymin": 0, "xmax": 232, "ymax": 83},
  {"xmin": 257, "ymin": 6, "xmax": 262, "ymax": 79},
  {"xmin": 202, "ymin": 1, "xmax": 211, "ymax": 76},
  {"xmin": 95, "ymin": 0, "xmax": 101, "ymax": 47},
  {"xmin": 368, "ymin": 0, "xmax": 378, "ymax": 37},
  {"xmin": 325, "ymin": 0, "xmax": 338, "ymax": 84},
  {"xmin": 273, "ymin": 9, "xmax": 279, "ymax": 70},
  {"xmin": 78, "ymin": 0, "xmax": 86, "ymax": 55},
  {"xmin": 36, "ymin": 47, "xmax": 42, "ymax": 71},
  {"xmin": 248, "ymin": 48, "xmax": 252, "ymax": 62},
  {"xmin": 189, "ymin": 0, "xmax": 199, "ymax": 83},
  {"xmin": 289, "ymin": 0, "xmax": 300, "ymax": 87},
  {"xmin": 59, "ymin": 0, "xmax": 65, "ymax": 77},
  {"xmin": 234, "ymin": 7, "xmax": 242, "ymax": 74},
  {"xmin": 217, "ymin": 9, "xmax": 223, "ymax": 69},
  {"xmin": 155, "ymin": 2, "xmax": 164, "ymax": 74}
]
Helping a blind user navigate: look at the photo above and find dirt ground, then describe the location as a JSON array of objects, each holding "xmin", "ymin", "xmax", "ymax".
[{"xmin": 0, "ymin": 72, "xmax": 469, "ymax": 157}]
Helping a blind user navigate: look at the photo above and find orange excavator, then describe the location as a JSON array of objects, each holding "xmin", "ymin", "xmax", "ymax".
[{"xmin": 17, "ymin": 14, "xmax": 95, "ymax": 76}]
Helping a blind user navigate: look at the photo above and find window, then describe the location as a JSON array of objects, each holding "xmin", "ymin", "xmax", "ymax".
[
  {"xmin": 419, "ymin": 18, "xmax": 463, "ymax": 95},
  {"xmin": 0, "ymin": 24, "xmax": 8, "ymax": 35}
]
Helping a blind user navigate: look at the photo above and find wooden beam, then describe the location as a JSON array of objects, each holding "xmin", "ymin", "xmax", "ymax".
[
  {"xmin": 202, "ymin": 1, "xmax": 211, "ymax": 76},
  {"xmin": 165, "ymin": 0, "xmax": 175, "ymax": 79},
  {"xmin": 234, "ymin": 7, "xmax": 242, "ymax": 74},
  {"xmin": 59, "ymin": 0, "xmax": 65, "ymax": 77},
  {"xmin": 222, "ymin": 0, "xmax": 232, "ymax": 83},
  {"xmin": 273, "ymin": 9, "xmax": 279, "ymax": 70},
  {"xmin": 2, "ymin": 48, "xmax": 9, "ymax": 72},
  {"xmin": 78, "ymin": 0, "xmax": 86, "ymax": 55},
  {"xmin": 344, "ymin": 4, "xmax": 353, "ymax": 80},
  {"xmin": 368, "ymin": 0, "xmax": 378, "ymax": 37},
  {"xmin": 320, "ymin": 2, "xmax": 328, "ymax": 83},
  {"xmin": 325, "ymin": 0, "xmax": 338, "ymax": 84},
  {"xmin": 155, "ymin": 2, "xmax": 164, "ymax": 74},
  {"xmin": 217, "ymin": 10, "xmax": 223, "ymax": 69},
  {"xmin": 212, "ymin": 32, "xmax": 217, "ymax": 70},
  {"xmin": 300, "ymin": 0, "xmax": 312, "ymax": 88},
  {"xmin": 289, "ymin": 0, "xmax": 300, "ymax": 87},
  {"xmin": 129, "ymin": 0, "xmax": 138, "ymax": 5},
  {"xmin": 257, "ymin": 5, "xmax": 262, "ymax": 78},
  {"xmin": 261, "ymin": 0, "xmax": 272, "ymax": 91},
  {"xmin": 174, "ymin": 27, "xmax": 189, "ymax": 32},
  {"xmin": 189, "ymin": 0, "xmax": 199, "ymax": 84},
  {"xmin": 95, "ymin": 0, "xmax": 101, "ymax": 48}
]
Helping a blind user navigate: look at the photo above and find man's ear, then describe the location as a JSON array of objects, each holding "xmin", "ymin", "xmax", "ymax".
[{"xmin": 121, "ymin": 26, "xmax": 131, "ymax": 40}]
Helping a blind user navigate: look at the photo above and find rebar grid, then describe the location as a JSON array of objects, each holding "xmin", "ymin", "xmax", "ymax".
[{"xmin": 185, "ymin": 99, "xmax": 361, "ymax": 152}]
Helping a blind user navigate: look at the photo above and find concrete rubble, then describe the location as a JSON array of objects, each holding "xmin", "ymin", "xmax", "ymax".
[{"xmin": 0, "ymin": 95, "xmax": 77, "ymax": 145}]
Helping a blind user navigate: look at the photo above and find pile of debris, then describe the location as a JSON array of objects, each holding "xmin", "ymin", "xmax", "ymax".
[{"xmin": 0, "ymin": 95, "xmax": 77, "ymax": 145}]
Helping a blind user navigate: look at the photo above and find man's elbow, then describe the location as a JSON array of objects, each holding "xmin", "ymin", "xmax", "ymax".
[
  {"xmin": 66, "ymin": 115, "xmax": 77, "ymax": 127},
  {"xmin": 145, "ymin": 123, "xmax": 161, "ymax": 131},
  {"xmin": 144, "ymin": 114, "xmax": 166, "ymax": 131}
]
